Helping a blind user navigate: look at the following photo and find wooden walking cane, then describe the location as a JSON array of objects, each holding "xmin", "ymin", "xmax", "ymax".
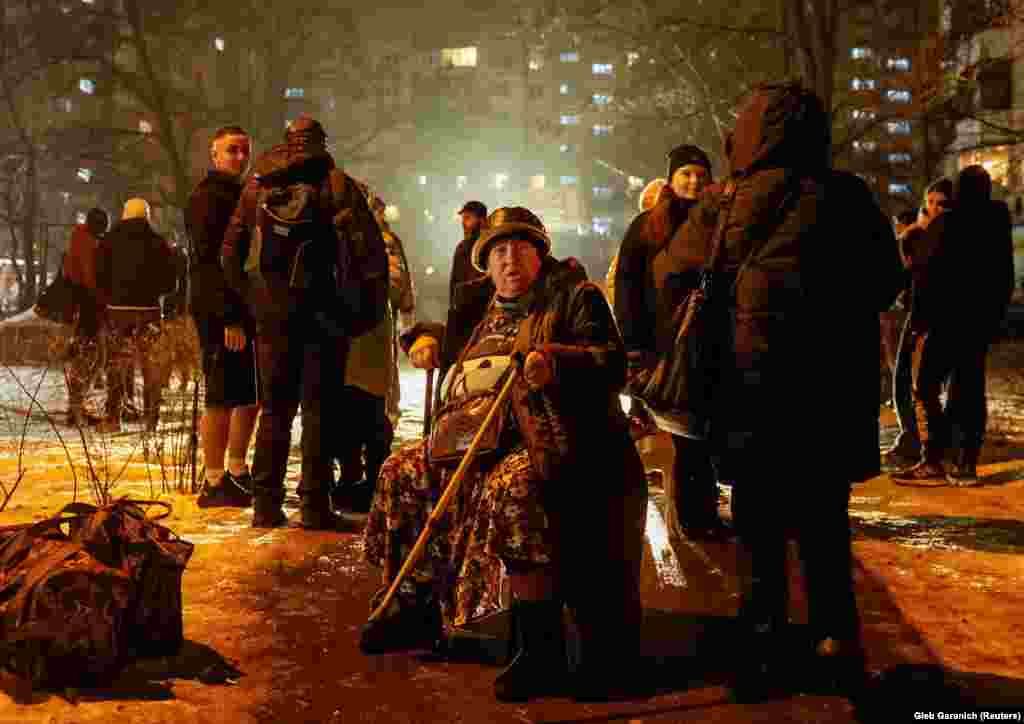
[
  {"xmin": 367, "ymin": 362, "xmax": 521, "ymax": 624},
  {"xmin": 422, "ymin": 368, "xmax": 435, "ymax": 438}
]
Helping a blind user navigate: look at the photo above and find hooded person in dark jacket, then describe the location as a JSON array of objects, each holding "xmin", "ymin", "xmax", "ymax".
[
  {"xmin": 613, "ymin": 145, "xmax": 730, "ymax": 540},
  {"xmin": 221, "ymin": 116, "xmax": 388, "ymax": 529},
  {"xmin": 894, "ymin": 165, "xmax": 1014, "ymax": 485},
  {"xmin": 662, "ymin": 82, "xmax": 903, "ymax": 701}
]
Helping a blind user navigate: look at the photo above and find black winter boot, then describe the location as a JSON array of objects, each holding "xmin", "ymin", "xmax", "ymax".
[
  {"xmin": 359, "ymin": 586, "xmax": 443, "ymax": 655},
  {"xmin": 493, "ymin": 599, "xmax": 568, "ymax": 702},
  {"xmin": 300, "ymin": 494, "xmax": 344, "ymax": 530},
  {"xmin": 252, "ymin": 488, "xmax": 287, "ymax": 528}
]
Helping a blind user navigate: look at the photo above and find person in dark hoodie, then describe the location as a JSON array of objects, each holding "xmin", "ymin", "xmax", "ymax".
[
  {"xmin": 221, "ymin": 116, "xmax": 388, "ymax": 529},
  {"xmin": 894, "ymin": 165, "xmax": 1014, "ymax": 485},
  {"xmin": 613, "ymin": 144, "xmax": 730, "ymax": 540},
  {"xmin": 187, "ymin": 125, "xmax": 259, "ymax": 509},
  {"xmin": 663, "ymin": 82, "xmax": 902, "ymax": 701},
  {"xmin": 96, "ymin": 198, "xmax": 182, "ymax": 433}
]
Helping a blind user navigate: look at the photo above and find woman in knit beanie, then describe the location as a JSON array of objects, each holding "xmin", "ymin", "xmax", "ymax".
[{"xmin": 612, "ymin": 143, "xmax": 730, "ymax": 540}]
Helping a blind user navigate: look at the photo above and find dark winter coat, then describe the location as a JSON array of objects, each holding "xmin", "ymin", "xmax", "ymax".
[
  {"xmin": 96, "ymin": 219, "xmax": 180, "ymax": 308},
  {"xmin": 220, "ymin": 142, "xmax": 387, "ymax": 336},
  {"xmin": 185, "ymin": 170, "xmax": 247, "ymax": 327},
  {"xmin": 445, "ymin": 236, "xmax": 493, "ymax": 369},
  {"xmin": 660, "ymin": 85, "xmax": 902, "ymax": 483},
  {"xmin": 905, "ymin": 173, "xmax": 1014, "ymax": 340},
  {"xmin": 613, "ymin": 188, "xmax": 698, "ymax": 362}
]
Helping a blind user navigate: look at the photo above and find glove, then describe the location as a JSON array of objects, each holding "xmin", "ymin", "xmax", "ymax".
[{"xmin": 409, "ymin": 335, "xmax": 440, "ymax": 369}]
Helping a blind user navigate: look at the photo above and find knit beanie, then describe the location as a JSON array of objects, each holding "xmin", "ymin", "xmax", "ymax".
[{"xmin": 666, "ymin": 145, "xmax": 712, "ymax": 182}]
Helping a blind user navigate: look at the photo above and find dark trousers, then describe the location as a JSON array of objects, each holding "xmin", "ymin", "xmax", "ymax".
[
  {"xmin": 912, "ymin": 330, "xmax": 990, "ymax": 465},
  {"xmin": 731, "ymin": 447, "xmax": 860, "ymax": 643},
  {"xmin": 104, "ymin": 311, "xmax": 162, "ymax": 423},
  {"xmin": 671, "ymin": 434, "xmax": 720, "ymax": 526},
  {"xmin": 252, "ymin": 323, "xmax": 349, "ymax": 508},
  {"xmin": 336, "ymin": 385, "xmax": 393, "ymax": 488},
  {"xmin": 892, "ymin": 314, "xmax": 919, "ymax": 449}
]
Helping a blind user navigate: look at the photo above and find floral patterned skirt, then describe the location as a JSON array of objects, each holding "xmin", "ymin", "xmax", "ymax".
[{"xmin": 362, "ymin": 439, "xmax": 551, "ymax": 627}]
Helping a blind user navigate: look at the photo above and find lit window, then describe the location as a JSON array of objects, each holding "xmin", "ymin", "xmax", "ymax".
[
  {"xmin": 418, "ymin": 175, "xmax": 427, "ymax": 186},
  {"xmin": 853, "ymin": 140, "xmax": 878, "ymax": 153},
  {"xmin": 441, "ymin": 47, "xmax": 478, "ymax": 67},
  {"xmin": 494, "ymin": 172, "xmax": 509, "ymax": 190},
  {"xmin": 214, "ymin": 36, "xmax": 225, "ymax": 52},
  {"xmin": 53, "ymin": 97, "xmax": 73, "ymax": 113},
  {"xmin": 592, "ymin": 63, "xmax": 613, "ymax": 76},
  {"xmin": 627, "ymin": 51, "xmax": 640, "ymax": 67},
  {"xmin": 529, "ymin": 58, "xmax": 542, "ymax": 71},
  {"xmin": 284, "ymin": 119, "xmax": 293, "ymax": 129},
  {"xmin": 887, "ymin": 120, "xmax": 911, "ymax": 135},
  {"xmin": 592, "ymin": 124, "xmax": 613, "ymax": 137},
  {"xmin": 60, "ymin": 191, "xmax": 71, "ymax": 204},
  {"xmin": 851, "ymin": 47, "xmax": 873, "ymax": 60},
  {"xmin": 138, "ymin": 120, "xmax": 153, "ymax": 134},
  {"xmin": 592, "ymin": 216, "xmax": 613, "ymax": 235},
  {"xmin": 530, "ymin": 175, "xmax": 546, "ymax": 190},
  {"xmin": 560, "ymin": 175, "xmax": 578, "ymax": 186},
  {"xmin": 851, "ymin": 78, "xmax": 876, "ymax": 91},
  {"xmin": 77, "ymin": 168, "xmax": 93, "ymax": 182},
  {"xmin": 285, "ymin": 87, "xmax": 305, "ymax": 98},
  {"xmin": 852, "ymin": 109, "xmax": 876, "ymax": 121},
  {"xmin": 82, "ymin": 0, "xmax": 95, "ymax": 4},
  {"xmin": 560, "ymin": 82, "xmax": 572, "ymax": 95},
  {"xmin": 628, "ymin": 176, "xmax": 644, "ymax": 190},
  {"xmin": 887, "ymin": 57, "xmax": 911, "ymax": 71},
  {"xmin": 593, "ymin": 186, "xmax": 613, "ymax": 199},
  {"xmin": 592, "ymin": 94, "xmax": 612, "ymax": 106},
  {"xmin": 886, "ymin": 89, "xmax": 911, "ymax": 103},
  {"xmin": 889, "ymin": 152, "xmax": 912, "ymax": 163},
  {"xmin": 560, "ymin": 51, "xmax": 579, "ymax": 63},
  {"xmin": 889, "ymin": 182, "xmax": 912, "ymax": 195},
  {"xmin": 559, "ymin": 144, "xmax": 574, "ymax": 153},
  {"xmin": 456, "ymin": 175, "xmax": 467, "ymax": 190},
  {"xmin": 79, "ymin": 78, "xmax": 96, "ymax": 94},
  {"xmin": 76, "ymin": 211, "xmax": 88, "ymax": 224},
  {"xmin": 560, "ymin": 115, "xmax": 580, "ymax": 126}
]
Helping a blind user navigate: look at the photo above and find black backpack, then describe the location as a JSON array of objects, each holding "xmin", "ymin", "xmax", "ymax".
[{"xmin": 244, "ymin": 172, "xmax": 387, "ymax": 338}]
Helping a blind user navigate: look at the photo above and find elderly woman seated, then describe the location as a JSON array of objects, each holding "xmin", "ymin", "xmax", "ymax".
[{"xmin": 360, "ymin": 207, "xmax": 647, "ymax": 702}]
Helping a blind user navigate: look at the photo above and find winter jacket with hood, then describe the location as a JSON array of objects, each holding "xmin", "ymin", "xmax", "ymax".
[
  {"xmin": 660, "ymin": 83, "xmax": 903, "ymax": 483},
  {"xmin": 185, "ymin": 170, "xmax": 248, "ymax": 327},
  {"xmin": 220, "ymin": 141, "xmax": 387, "ymax": 336},
  {"xmin": 906, "ymin": 166, "xmax": 1014, "ymax": 339},
  {"xmin": 97, "ymin": 218, "xmax": 180, "ymax": 308}
]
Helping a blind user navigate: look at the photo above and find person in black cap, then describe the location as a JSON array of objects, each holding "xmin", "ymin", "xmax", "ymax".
[
  {"xmin": 612, "ymin": 143, "xmax": 729, "ymax": 540},
  {"xmin": 411, "ymin": 200, "xmax": 494, "ymax": 379},
  {"xmin": 221, "ymin": 115, "xmax": 388, "ymax": 529}
]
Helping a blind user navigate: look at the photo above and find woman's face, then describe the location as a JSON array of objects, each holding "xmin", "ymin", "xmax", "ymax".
[
  {"xmin": 670, "ymin": 164, "xmax": 709, "ymax": 200},
  {"xmin": 487, "ymin": 236, "xmax": 542, "ymax": 298}
]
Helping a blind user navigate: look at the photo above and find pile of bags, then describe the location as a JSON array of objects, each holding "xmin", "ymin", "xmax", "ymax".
[{"xmin": 0, "ymin": 499, "xmax": 193, "ymax": 688}]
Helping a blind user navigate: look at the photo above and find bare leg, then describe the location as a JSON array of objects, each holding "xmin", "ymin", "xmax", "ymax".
[
  {"xmin": 201, "ymin": 407, "xmax": 231, "ymax": 474},
  {"xmin": 228, "ymin": 404, "xmax": 259, "ymax": 465}
]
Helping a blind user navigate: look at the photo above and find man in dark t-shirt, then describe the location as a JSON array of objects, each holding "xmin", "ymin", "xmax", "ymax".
[{"xmin": 186, "ymin": 125, "xmax": 258, "ymax": 508}]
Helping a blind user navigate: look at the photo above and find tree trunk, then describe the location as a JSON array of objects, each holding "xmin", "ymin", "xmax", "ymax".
[{"xmin": 19, "ymin": 152, "xmax": 37, "ymax": 309}]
